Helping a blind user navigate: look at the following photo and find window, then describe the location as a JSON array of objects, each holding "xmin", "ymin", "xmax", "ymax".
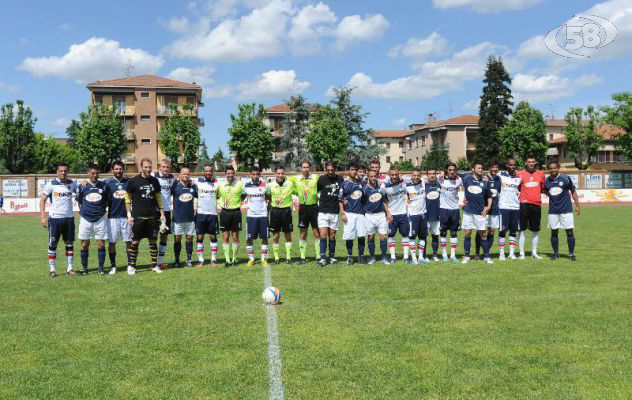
[
  {"xmin": 614, "ymin": 151, "xmax": 627, "ymax": 163},
  {"xmin": 140, "ymin": 115, "xmax": 150, "ymax": 121},
  {"xmin": 141, "ymin": 138, "xmax": 151, "ymax": 145},
  {"xmin": 408, "ymin": 141, "xmax": 412, "ymax": 150},
  {"xmin": 597, "ymin": 151, "xmax": 609, "ymax": 163},
  {"xmin": 399, "ymin": 141, "xmax": 404, "ymax": 148},
  {"xmin": 274, "ymin": 138, "xmax": 281, "ymax": 152},
  {"xmin": 415, "ymin": 157, "xmax": 419, "ymax": 166},
  {"xmin": 165, "ymin": 95, "xmax": 178, "ymax": 108},
  {"xmin": 386, "ymin": 156, "xmax": 391, "ymax": 163},
  {"xmin": 140, "ymin": 92, "xmax": 150, "ymax": 98},
  {"xmin": 421, "ymin": 136, "xmax": 426, "ymax": 146},
  {"xmin": 186, "ymin": 96, "xmax": 195, "ymax": 104},
  {"xmin": 94, "ymin": 94, "xmax": 103, "ymax": 104},
  {"xmin": 415, "ymin": 138, "xmax": 419, "ymax": 148},
  {"xmin": 385, "ymin": 142, "xmax": 391, "ymax": 149},
  {"xmin": 399, "ymin": 156, "xmax": 404, "ymax": 162},
  {"xmin": 563, "ymin": 148, "xmax": 567, "ymax": 158},
  {"xmin": 549, "ymin": 133, "xmax": 554, "ymax": 140}
]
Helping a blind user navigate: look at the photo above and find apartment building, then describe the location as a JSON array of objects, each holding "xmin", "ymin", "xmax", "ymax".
[
  {"xmin": 86, "ymin": 75, "xmax": 203, "ymax": 172},
  {"xmin": 265, "ymin": 104, "xmax": 292, "ymax": 162}
]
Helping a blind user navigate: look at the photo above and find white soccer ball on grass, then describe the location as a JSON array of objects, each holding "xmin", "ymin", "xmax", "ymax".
[{"xmin": 262, "ymin": 287, "xmax": 282, "ymax": 305}]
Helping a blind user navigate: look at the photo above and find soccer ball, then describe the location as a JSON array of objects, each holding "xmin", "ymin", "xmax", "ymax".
[{"xmin": 262, "ymin": 287, "xmax": 282, "ymax": 305}]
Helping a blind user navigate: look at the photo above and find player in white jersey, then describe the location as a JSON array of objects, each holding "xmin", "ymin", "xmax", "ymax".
[
  {"xmin": 154, "ymin": 159, "xmax": 176, "ymax": 268},
  {"xmin": 438, "ymin": 162, "xmax": 463, "ymax": 261},
  {"xmin": 40, "ymin": 162, "xmax": 78, "ymax": 277},
  {"xmin": 405, "ymin": 169, "xmax": 430, "ymax": 265},
  {"xmin": 195, "ymin": 164, "xmax": 220, "ymax": 267},
  {"xmin": 498, "ymin": 158, "xmax": 522, "ymax": 260},
  {"xmin": 381, "ymin": 167, "xmax": 411, "ymax": 263},
  {"xmin": 243, "ymin": 166, "xmax": 270, "ymax": 267}
]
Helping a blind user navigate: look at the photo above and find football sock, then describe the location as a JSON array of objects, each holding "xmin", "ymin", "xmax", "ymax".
[
  {"xmin": 380, "ymin": 239, "xmax": 388, "ymax": 258},
  {"xmin": 487, "ymin": 234, "xmax": 494, "ymax": 250},
  {"xmin": 80, "ymin": 249, "xmax": 89, "ymax": 271},
  {"xmin": 346, "ymin": 240, "xmax": 354, "ymax": 256},
  {"xmin": 261, "ymin": 244, "xmax": 268, "ymax": 261},
  {"xmin": 231, "ymin": 242, "xmax": 239, "ymax": 262},
  {"xmin": 388, "ymin": 237, "xmax": 396, "ymax": 258},
  {"xmin": 299, "ymin": 240, "xmax": 307, "ymax": 259},
  {"xmin": 314, "ymin": 241, "xmax": 320, "ymax": 259},
  {"xmin": 174, "ymin": 241, "xmax": 182, "ymax": 263},
  {"xmin": 149, "ymin": 242, "xmax": 158, "ymax": 267},
  {"xmin": 48, "ymin": 247, "xmax": 56, "ymax": 272},
  {"xmin": 357, "ymin": 237, "xmax": 365, "ymax": 256},
  {"xmin": 482, "ymin": 236, "xmax": 491, "ymax": 258},
  {"xmin": 210, "ymin": 241, "xmax": 218, "ymax": 261},
  {"xmin": 419, "ymin": 239, "xmax": 426, "ymax": 260},
  {"xmin": 185, "ymin": 241, "xmax": 193, "ymax": 262},
  {"xmin": 498, "ymin": 236, "xmax": 506, "ymax": 256},
  {"xmin": 197, "ymin": 240, "xmax": 205, "ymax": 262},
  {"xmin": 273, "ymin": 243, "xmax": 280, "ymax": 260},
  {"xmin": 97, "ymin": 247, "xmax": 106, "ymax": 270},
  {"xmin": 368, "ymin": 239, "xmax": 376, "ymax": 257},
  {"xmin": 567, "ymin": 231, "xmax": 575, "ymax": 255},
  {"xmin": 109, "ymin": 249, "xmax": 117, "ymax": 267},
  {"xmin": 475, "ymin": 235, "xmax": 481, "ymax": 256},
  {"xmin": 509, "ymin": 235, "xmax": 516, "ymax": 256},
  {"xmin": 247, "ymin": 245, "xmax": 255, "ymax": 260},
  {"xmin": 402, "ymin": 237, "xmax": 409, "ymax": 260},
  {"xmin": 328, "ymin": 239, "xmax": 336, "ymax": 258},
  {"xmin": 440, "ymin": 236, "xmax": 447, "ymax": 257},
  {"xmin": 65, "ymin": 244, "xmax": 74, "ymax": 270},
  {"xmin": 449, "ymin": 237, "xmax": 457, "ymax": 258},
  {"xmin": 532, "ymin": 232, "xmax": 539, "ymax": 255},
  {"xmin": 431, "ymin": 235, "xmax": 439, "ymax": 256},
  {"xmin": 409, "ymin": 240, "xmax": 417, "ymax": 262},
  {"xmin": 319, "ymin": 238, "xmax": 327, "ymax": 259},
  {"xmin": 519, "ymin": 231, "xmax": 526, "ymax": 255},
  {"xmin": 551, "ymin": 231, "xmax": 559, "ymax": 254},
  {"xmin": 127, "ymin": 243, "xmax": 138, "ymax": 267},
  {"xmin": 222, "ymin": 243, "xmax": 230, "ymax": 263},
  {"xmin": 158, "ymin": 241, "xmax": 167, "ymax": 265},
  {"xmin": 464, "ymin": 237, "xmax": 471, "ymax": 257},
  {"xmin": 285, "ymin": 242, "xmax": 292, "ymax": 259}
]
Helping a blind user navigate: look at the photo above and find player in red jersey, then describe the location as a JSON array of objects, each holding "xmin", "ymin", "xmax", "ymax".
[{"xmin": 516, "ymin": 156, "xmax": 546, "ymax": 259}]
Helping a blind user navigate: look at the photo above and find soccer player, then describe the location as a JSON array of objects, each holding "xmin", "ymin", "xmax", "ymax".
[
  {"xmin": 195, "ymin": 164, "xmax": 220, "ymax": 267},
  {"xmin": 545, "ymin": 161, "xmax": 580, "ymax": 261},
  {"xmin": 357, "ymin": 165, "xmax": 367, "ymax": 183},
  {"xmin": 317, "ymin": 161, "xmax": 344, "ymax": 266},
  {"xmin": 218, "ymin": 165, "xmax": 244, "ymax": 266},
  {"xmin": 405, "ymin": 168, "xmax": 430, "ymax": 265},
  {"xmin": 269, "ymin": 166, "xmax": 295, "ymax": 264},
  {"xmin": 438, "ymin": 162, "xmax": 463, "ymax": 262},
  {"xmin": 498, "ymin": 158, "xmax": 521, "ymax": 260},
  {"xmin": 369, "ymin": 159, "xmax": 387, "ymax": 182},
  {"xmin": 125, "ymin": 158, "xmax": 166, "ymax": 275},
  {"xmin": 517, "ymin": 156, "xmax": 546, "ymax": 259},
  {"xmin": 339, "ymin": 162, "xmax": 367, "ymax": 265},
  {"xmin": 76, "ymin": 164, "xmax": 110, "ymax": 275},
  {"xmin": 40, "ymin": 162, "xmax": 78, "ymax": 277},
  {"xmin": 105, "ymin": 160, "xmax": 131, "ymax": 274},
  {"xmin": 363, "ymin": 169, "xmax": 392, "ymax": 264},
  {"xmin": 243, "ymin": 166, "xmax": 269, "ymax": 267},
  {"xmin": 461, "ymin": 162, "xmax": 493, "ymax": 264},
  {"xmin": 291, "ymin": 160, "xmax": 320, "ymax": 264},
  {"xmin": 170, "ymin": 166, "xmax": 197, "ymax": 268},
  {"xmin": 425, "ymin": 169, "xmax": 441, "ymax": 261},
  {"xmin": 154, "ymin": 159, "xmax": 176, "ymax": 269},
  {"xmin": 382, "ymin": 167, "xmax": 410, "ymax": 263},
  {"xmin": 476, "ymin": 162, "xmax": 501, "ymax": 259}
]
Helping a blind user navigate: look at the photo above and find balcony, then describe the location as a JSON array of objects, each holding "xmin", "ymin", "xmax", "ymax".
[
  {"xmin": 157, "ymin": 106, "xmax": 198, "ymax": 116},
  {"xmin": 123, "ymin": 154, "xmax": 136, "ymax": 164},
  {"xmin": 115, "ymin": 105, "xmax": 135, "ymax": 116},
  {"xmin": 125, "ymin": 131, "xmax": 135, "ymax": 141}
]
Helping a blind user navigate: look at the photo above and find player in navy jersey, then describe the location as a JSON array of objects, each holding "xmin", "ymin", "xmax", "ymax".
[
  {"xmin": 382, "ymin": 167, "xmax": 411, "ymax": 263},
  {"xmin": 339, "ymin": 162, "xmax": 367, "ymax": 265},
  {"xmin": 154, "ymin": 159, "xmax": 176, "ymax": 269},
  {"xmin": 438, "ymin": 162, "xmax": 463, "ymax": 262},
  {"xmin": 170, "ymin": 166, "xmax": 198, "ymax": 267},
  {"xmin": 476, "ymin": 163, "xmax": 501, "ymax": 259},
  {"xmin": 544, "ymin": 161, "xmax": 580, "ymax": 261},
  {"xmin": 76, "ymin": 164, "xmax": 110, "ymax": 275},
  {"xmin": 425, "ymin": 169, "xmax": 441, "ymax": 261},
  {"xmin": 357, "ymin": 165, "xmax": 367, "ymax": 183},
  {"xmin": 105, "ymin": 160, "xmax": 130, "ymax": 274},
  {"xmin": 363, "ymin": 169, "xmax": 392, "ymax": 264},
  {"xmin": 461, "ymin": 162, "xmax": 493, "ymax": 264}
]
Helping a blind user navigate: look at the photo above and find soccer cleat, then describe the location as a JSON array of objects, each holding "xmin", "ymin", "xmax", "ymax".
[
  {"xmin": 442, "ymin": 254, "xmax": 449, "ymax": 262},
  {"xmin": 549, "ymin": 254, "xmax": 559, "ymax": 260},
  {"xmin": 80, "ymin": 269, "xmax": 89, "ymax": 276},
  {"xmin": 508, "ymin": 254, "xmax": 517, "ymax": 260},
  {"xmin": 518, "ymin": 253, "xmax": 526, "ymax": 260},
  {"xmin": 247, "ymin": 259, "xmax": 255, "ymax": 267},
  {"xmin": 569, "ymin": 255, "xmax": 577, "ymax": 261},
  {"xmin": 286, "ymin": 258, "xmax": 292, "ymax": 265},
  {"xmin": 299, "ymin": 258, "xmax": 307, "ymax": 265},
  {"xmin": 450, "ymin": 256, "xmax": 459, "ymax": 263},
  {"xmin": 211, "ymin": 260, "xmax": 218, "ymax": 267},
  {"xmin": 109, "ymin": 266, "xmax": 117, "ymax": 275},
  {"xmin": 382, "ymin": 257, "xmax": 391, "ymax": 265},
  {"xmin": 127, "ymin": 266, "xmax": 136, "ymax": 275},
  {"xmin": 329, "ymin": 257, "xmax": 337, "ymax": 264},
  {"xmin": 432, "ymin": 255, "xmax": 440, "ymax": 262},
  {"xmin": 160, "ymin": 263, "xmax": 169, "ymax": 270},
  {"xmin": 390, "ymin": 258, "xmax": 397, "ymax": 264},
  {"xmin": 186, "ymin": 261, "xmax": 193, "ymax": 268},
  {"xmin": 532, "ymin": 254, "xmax": 542, "ymax": 260},
  {"xmin": 261, "ymin": 259, "xmax": 269, "ymax": 267},
  {"xmin": 346, "ymin": 256, "xmax": 354, "ymax": 265},
  {"xmin": 420, "ymin": 258, "xmax": 430, "ymax": 265},
  {"xmin": 499, "ymin": 254, "xmax": 506, "ymax": 261},
  {"xmin": 98, "ymin": 268, "xmax": 105, "ymax": 275},
  {"xmin": 49, "ymin": 271, "xmax": 57, "ymax": 278},
  {"xmin": 151, "ymin": 266, "xmax": 163, "ymax": 274},
  {"xmin": 474, "ymin": 255, "xmax": 482, "ymax": 261},
  {"xmin": 358, "ymin": 255, "xmax": 367, "ymax": 264},
  {"xmin": 318, "ymin": 258, "xmax": 328, "ymax": 267},
  {"xmin": 367, "ymin": 256, "xmax": 376, "ymax": 265},
  {"xmin": 483, "ymin": 257, "xmax": 494, "ymax": 264},
  {"xmin": 274, "ymin": 258, "xmax": 281, "ymax": 265},
  {"xmin": 66, "ymin": 269, "xmax": 76, "ymax": 276},
  {"xmin": 173, "ymin": 261, "xmax": 181, "ymax": 268},
  {"xmin": 404, "ymin": 258, "xmax": 413, "ymax": 265},
  {"xmin": 461, "ymin": 257, "xmax": 471, "ymax": 264},
  {"xmin": 196, "ymin": 262, "xmax": 204, "ymax": 269}
]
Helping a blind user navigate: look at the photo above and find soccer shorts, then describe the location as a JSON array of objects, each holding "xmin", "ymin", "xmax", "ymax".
[
  {"xmin": 173, "ymin": 221, "xmax": 196, "ymax": 236},
  {"xmin": 269, "ymin": 208, "xmax": 293, "ymax": 233},
  {"xmin": 486, "ymin": 214, "xmax": 500, "ymax": 230},
  {"xmin": 78, "ymin": 215, "xmax": 108, "ymax": 241},
  {"xmin": 462, "ymin": 212, "xmax": 487, "ymax": 231},
  {"xmin": 318, "ymin": 212, "xmax": 339, "ymax": 230},
  {"xmin": 409, "ymin": 214, "xmax": 428, "ymax": 239},
  {"xmin": 298, "ymin": 204, "xmax": 319, "ymax": 229},
  {"xmin": 108, "ymin": 217, "xmax": 132, "ymax": 242},
  {"xmin": 389, "ymin": 214, "xmax": 410, "ymax": 237},
  {"xmin": 132, "ymin": 217, "xmax": 159, "ymax": 241},
  {"xmin": 342, "ymin": 212, "xmax": 367, "ymax": 240},
  {"xmin": 427, "ymin": 220, "xmax": 440, "ymax": 236},
  {"xmin": 365, "ymin": 212, "xmax": 389, "ymax": 236},
  {"xmin": 162, "ymin": 211, "xmax": 172, "ymax": 235},
  {"xmin": 48, "ymin": 217, "xmax": 75, "ymax": 243},
  {"xmin": 519, "ymin": 203, "xmax": 541, "ymax": 231},
  {"xmin": 219, "ymin": 208, "xmax": 242, "ymax": 232},
  {"xmin": 548, "ymin": 213, "xmax": 574, "ymax": 229},
  {"xmin": 196, "ymin": 214, "xmax": 219, "ymax": 235},
  {"xmin": 247, "ymin": 216, "xmax": 269, "ymax": 240},
  {"xmin": 439, "ymin": 208, "xmax": 460, "ymax": 232},
  {"xmin": 500, "ymin": 209, "xmax": 520, "ymax": 233}
]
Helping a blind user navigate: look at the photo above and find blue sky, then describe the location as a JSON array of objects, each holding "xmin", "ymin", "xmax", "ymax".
[{"xmin": 1, "ymin": 0, "xmax": 631, "ymax": 153}]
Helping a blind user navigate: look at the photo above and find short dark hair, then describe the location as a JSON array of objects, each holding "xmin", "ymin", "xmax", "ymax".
[
  {"xmin": 389, "ymin": 166, "xmax": 399, "ymax": 172},
  {"xmin": 111, "ymin": 160, "xmax": 124, "ymax": 170},
  {"xmin": 526, "ymin": 155, "xmax": 536, "ymax": 161},
  {"xmin": 348, "ymin": 162, "xmax": 358, "ymax": 170},
  {"xmin": 324, "ymin": 161, "xmax": 335, "ymax": 169},
  {"xmin": 275, "ymin": 165, "xmax": 285, "ymax": 172},
  {"xmin": 445, "ymin": 162, "xmax": 457, "ymax": 170},
  {"xmin": 250, "ymin": 165, "xmax": 260, "ymax": 173},
  {"xmin": 300, "ymin": 159, "xmax": 311, "ymax": 168},
  {"xmin": 472, "ymin": 162, "xmax": 483, "ymax": 168},
  {"xmin": 225, "ymin": 165, "xmax": 235, "ymax": 172},
  {"xmin": 56, "ymin": 162, "xmax": 69, "ymax": 170},
  {"xmin": 358, "ymin": 165, "xmax": 367, "ymax": 171},
  {"xmin": 412, "ymin": 167, "xmax": 422, "ymax": 173},
  {"xmin": 86, "ymin": 163, "xmax": 99, "ymax": 172},
  {"xmin": 548, "ymin": 160, "xmax": 560, "ymax": 168},
  {"xmin": 370, "ymin": 159, "xmax": 380, "ymax": 166},
  {"xmin": 203, "ymin": 163, "xmax": 214, "ymax": 170},
  {"xmin": 490, "ymin": 160, "xmax": 500, "ymax": 168},
  {"xmin": 141, "ymin": 158, "xmax": 152, "ymax": 167}
]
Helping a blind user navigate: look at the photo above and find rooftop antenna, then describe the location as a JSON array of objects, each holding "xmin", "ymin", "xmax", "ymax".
[
  {"xmin": 548, "ymin": 103, "xmax": 555, "ymax": 120},
  {"xmin": 123, "ymin": 58, "xmax": 134, "ymax": 77},
  {"xmin": 448, "ymin": 101, "xmax": 453, "ymax": 119}
]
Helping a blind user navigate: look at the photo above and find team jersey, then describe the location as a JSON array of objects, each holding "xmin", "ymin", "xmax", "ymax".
[
  {"xmin": 195, "ymin": 177, "xmax": 219, "ymax": 215},
  {"xmin": 439, "ymin": 176, "xmax": 462, "ymax": 210},
  {"xmin": 154, "ymin": 172, "xmax": 176, "ymax": 212},
  {"xmin": 218, "ymin": 179, "xmax": 244, "ymax": 209},
  {"xmin": 127, "ymin": 174, "xmax": 161, "ymax": 219},
  {"xmin": 76, "ymin": 180, "xmax": 109, "ymax": 222},
  {"xmin": 170, "ymin": 180, "xmax": 197, "ymax": 223},
  {"xmin": 339, "ymin": 178, "xmax": 364, "ymax": 214},
  {"xmin": 244, "ymin": 180, "xmax": 269, "ymax": 218},
  {"xmin": 363, "ymin": 184, "xmax": 386, "ymax": 214},
  {"xmin": 381, "ymin": 179, "xmax": 407, "ymax": 215},
  {"xmin": 290, "ymin": 174, "xmax": 319, "ymax": 205},
  {"xmin": 517, "ymin": 169, "xmax": 545, "ymax": 206},
  {"xmin": 269, "ymin": 179, "xmax": 294, "ymax": 209},
  {"xmin": 498, "ymin": 171, "xmax": 521, "ymax": 210},
  {"xmin": 425, "ymin": 180, "xmax": 441, "ymax": 222},
  {"xmin": 405, "ymin": 179, "xmax": 427, "ymax": 216},
  {"xmin": 487, "ymin": 174, "xmax": 501, "ymax": 216},
  {"xmin": 545, "ymin": 174, "xmax": 576, "ymax": 215},
  {"xmin": 463, "ymin": 174, "xmax": 490, "ymax": 215},
  {"xmin": 317, "ymin": 174, "xmax": 344, "ymax": 214},
  {"xmin": 43, "ymin": 179, "xmax": 78, "ymax": 219},
  {"xmin": 105, "ymin": 177, "xmax": 128, "ymax": 218}
]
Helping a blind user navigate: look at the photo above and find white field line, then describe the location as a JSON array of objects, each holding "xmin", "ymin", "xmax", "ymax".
[{"xmin": 264, "ymin": 266, "xmax": 285, "ymax": 400}]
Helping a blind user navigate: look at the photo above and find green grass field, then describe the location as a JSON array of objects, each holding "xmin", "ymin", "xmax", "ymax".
[{"xmin": 1, "ymin": 205, "xmax": 631, "ymax": 399}]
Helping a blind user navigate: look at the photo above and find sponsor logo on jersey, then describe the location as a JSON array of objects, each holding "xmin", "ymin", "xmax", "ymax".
[
  {"xmin": 86, "ymin": 193, "xmax": 102, "ymax": 202},
  {"xmin": 549, "ymin": 187, "xmax": 563, "ymax": 196},
  {"xmin": 113, "ymin": 190, "xmax": 126, "ymax": 199},
  {"xmin": 468, "ymin": 185, "xmax": 483, "ymax": 194},
  {"xmin": 490, "ymin": 188, "xmax": 498, "ymax": 197},
  {"xmin": 351, "ymin": 190, "xmax": 363, "ymax": 200},
  {"xmin": 179, "ymin": 193, "xmax": 193, "ymax": 202},
  {"xmin": 426, "ymin": 191, "xmax": 440, "ymax": 200},
  {"xmin": 368, "ymin": 193, "xmax": 382, "ymax": 202},
  {"xmin": 53, "ymin": 191, "xmax": 73, "ymax": 198},
  {"xmin": 525, "ymin": 181, "xmax": 540, "ymax": 188}
]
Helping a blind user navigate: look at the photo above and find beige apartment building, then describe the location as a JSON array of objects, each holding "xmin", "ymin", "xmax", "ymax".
[{"xmin": 86, "ymin": 75, "xmax": 203, "ymax": 172}]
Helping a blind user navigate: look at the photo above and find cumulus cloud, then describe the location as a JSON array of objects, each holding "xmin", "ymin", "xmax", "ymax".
[
  {"xmin": 51, "ymin": 118, "xmax": 72, "ymax": 128},
  {"xmin": 392, "ymin": 118, "xmax": 407, "ymax": 126},
  {"xmin": 236, "ymin": 69, "xmax": 310, "ymax": 99},
  {"xmin": 389, "ymin": 32, "xmax": 450, "ymax": 59},
  {"xmin": 513, "ymin": 73, "xmax": 602, "ymax": 103},
  {"xmin": 19, "ymin": 37, "xmax": 164, "ymax": 83},
  {"xmin": 288, "ymin": 2, "xmax": 337, "ymax": 55},
  {"xmin": 463, "ymin": 98, "xmax": 480, "ymax": 111},
  {"xmin": 433, "ymin": 0, "xmax": 544, "ymax": 13},
  {"xmin": 166, "ymin": 66, "xmax": 232, "ymax": 98},
  {"xmin": 0, "ymin": 81, "xmax": 20, "ymax": 93},
  {"xmin": 334, "ymin": 14, "xmax": 390, "ymax": 51}
]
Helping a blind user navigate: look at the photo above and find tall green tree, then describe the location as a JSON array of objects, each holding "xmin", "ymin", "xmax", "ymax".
[
  {"xmin": 210, "ymin": 147, "xmax": 230, "ymax": 171},
  {"xmin": 330, "ymin": 86, "xmax": 384, "ymax": 165},
  {"xmin": 279, "ymin": 95, "xmax": 312, "ymax": 169},
  {"xmin": 195, "ymin": 140, "xmax": 212, "ymax": 172},
  {"xmin": 66, "ymin": 119, "xmax": 80, "ymax": 146},
  {"xmin": 564, "ymin": 106, "xmax": 603, "ymax": 170},
  {"xmin": 476, "ymin": 56, "xmax": 513, "ymax": 166},
  {"xmin": 75, "ymin": 103, "xmax": 126, "ymax": 172},
  {"xmin": 159, "ymin": 103, "xmax": 201, "ymax": 171},
  {"xmin": 602, "ymin": 92, "xmax": 632, "ymax": 161},
  {"xmin": 31, "ymin": 133, "xmax": 81, "ymax": 173},
  {"xmin": 421, "ymin": 143, "xmax": 450, "ymax": 170},
  {"xmin": 498, "ymin": 101, "xmax": 548, "ymax": 165},
  {"xmin": 391, "ymin": 160, "xmax": 414, "ymax": 171},
  {"xmin": 0, "ymin": 100, "xmax": 37, "ymax": 173},
  {"xmin": 228, "ymin": 103, "xmax": 274, "ymax": 169},
  {"xmin": 306, "ymin": 105, "xmax": 350, "ymax": 169}
]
